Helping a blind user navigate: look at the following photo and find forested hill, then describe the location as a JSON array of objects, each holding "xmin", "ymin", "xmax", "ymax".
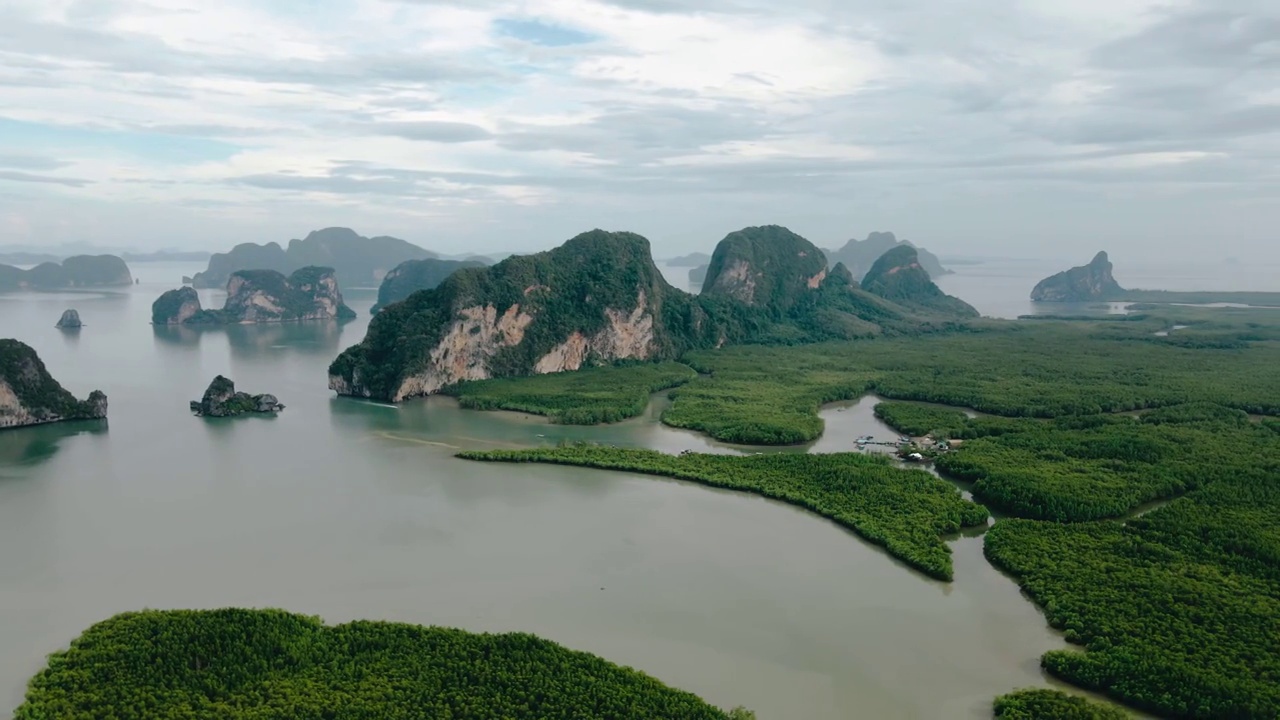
[{"xmin": 329, "ymin": 225, "xmax": 980, "ymax": 402}]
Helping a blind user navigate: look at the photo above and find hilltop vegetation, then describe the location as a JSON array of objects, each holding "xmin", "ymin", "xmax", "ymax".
[
  {"xmin": 0, "ymin": 339, "xmax": 108, "ymax": 427},
  {"xmin": 372, "ymin": 257, "xmax": 488, "ymax": 313},
  {"xmin": 15, "ymin": 609, "xmax": 749, "ymax": 720},
  {"xmin": 994, "ymin": 690, "xmax": 1129, "ymax": 719},
  {"xmin": 459, "ymin": 447, "xmax": 988, "ymax": 580},
  {"xmin": 824, "ymin": 231, "xmax": 951, "ymax": 280}
]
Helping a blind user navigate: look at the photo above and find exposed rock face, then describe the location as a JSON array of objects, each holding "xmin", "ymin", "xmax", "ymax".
[
  {"xmin": 371, "ymin": 258, "xmax": 487, "ymax": 313},
  {"xmin": 861, "ymin": 246, "xmax": 979, "ymax": 317},
  {"xmin": 0, "ymin": 339, "xmax": 107, "ymax": 428},
  {"xmin": 192, "ymin": 227, "xmax": 435, "ymax": 289},
  {"xmin": 701, "ymin": 225, "xmax": 829, "ymax": 313},
  {"xmin": 0, "ymin": 255, "xmax": 133, "ymax": 291},
  {"xmin": 56, "ymin": 309, "xmax": 82, "ymax": 329},
  {"xmin": 824, "ymin": 232, "xmax": 951, "ymax": 281},
  {"xmin": 154, "ymin": 268, "xmax": 355, "ymax": 325},
  {"xmin": 152, "ymin": 287, "xmax": 206, "ymax": 325},
  {"xmin": 190, "ymin": 375, "xmax": 284, "ymax": 417},
  {"xmin": 330, "ymin": 227, "xmax": 985, "ymax": 402},
  {"xmin": 1031, "ymin": 251, "xmax": 1125, "ymax": 302}
]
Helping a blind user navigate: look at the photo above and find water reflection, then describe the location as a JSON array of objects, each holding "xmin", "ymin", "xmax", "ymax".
[
  {"xmin": 0, "ymin": 420, "xmax": 107, "ymax": 471},
  {"xmin": 152, "ymin": 323, "xmax": 204, "ymax": 349},
  {"xmin": 225, "ymin": 322, "xmax": 344, "ymax": 359}
]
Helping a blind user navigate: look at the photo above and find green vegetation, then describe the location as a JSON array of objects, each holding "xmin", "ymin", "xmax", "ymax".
[
  {"xmin": 1120, "ymin": 289, "xmax": 1280, "ymax": 306},
  {"xmin": 15, "ymin": 608, "xmax": 748, "ymax": 720},
  {"xmin": 447, "ymin": 362, "xmax": 696, "ymax": 424},
  {"xmin": 372, "ymin": 257, "xmax": 487, "ymax": 313},
  {"xmin": 994, "ymin": 689, "xmax": 1129, "ymax": 719},
  {"xmin": 0, "ymin": 339, "xmax": 106, "ymax": 423},
  {"xmin": 163, "ymin": 267, "xmax": 355, "ymax": 324},
  {"xmin": 1031, "ymin": 251, "xmax": 1123, "ymax": 302},
  {"xmin": 700, "ymin": 225, "xmax": 828, "ymax": 313},
  {"xmin": 823, "ymin": 231, "xmax": 950, "ymax": 281},
  {"xmin": 860, "ymin": 245, "xmax": 978, "ymax": 316},
  {"xmin": 151, "ymin": 287, "xmax": 202, "ymax": 325},
  {"xmin": 458, "ymin": 447, "xmax": 989, "ymax": 580}
]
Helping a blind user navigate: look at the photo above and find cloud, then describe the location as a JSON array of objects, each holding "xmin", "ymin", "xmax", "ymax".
[{"xmin": 0, "ymin": 0, "xmax": 1276, "ymax": 258}]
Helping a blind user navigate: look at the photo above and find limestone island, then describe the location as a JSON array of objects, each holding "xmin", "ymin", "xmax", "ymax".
[
  {"xmin": 329, "ymin": 225, "xmax": 978, "ymax": 402},
  {"xmin": 152, "ymin": 266, "xmax": 356, "ymax": 325},
  {"xmin": 0, "ymin": 254, "xmax": 133, "ymax": 291},
  {"xmin": 0, "ymin": 339, "xmax": 107, "ymax": 429},
  {"xmin": 191, "ymin": 375, "xmax": 284, "ymax": 417},
  {"xmin": 191, "ymin": 227, "xmax": 434, "ymax": 289},
  {"xmin": 824, "ymin": 231, "xmax": 951, "ymax": 281},
  {"xmin": 56, "ymin": 309, "xmax": 82, "ymax": 329},
  {"xmin": 371, "ymin": 257, "xmax": 487, "ymax": 313},
  {"xmin": 1031, "ymin": 251, "xmax": 1125, "ymax": 302}
]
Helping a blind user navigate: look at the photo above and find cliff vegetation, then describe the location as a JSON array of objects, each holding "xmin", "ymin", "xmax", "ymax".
[{"xmin": 0, "ymin": 339, "xmax": 107, "ymax": 428}]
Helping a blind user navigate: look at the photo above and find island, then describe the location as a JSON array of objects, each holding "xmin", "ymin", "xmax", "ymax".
[
  {"xmin": 0, "ymin": 254, "xmax": 133, "ymax": 291},
  {"xmin": 190, "ymin": 375, "xmax": 283, "ymax": 416},
  {"xmin": 55, "ymin": 309, "xmax": 82, "ymax": 329},
  {"xmin": 13, "ymin": 609, "xmax": 752, "ymax": 720},
  {"xmin": 0, "ymin": 339, "xmax": 107, "ymax": 428},
  {"xmin": 329, "ymin": 225, "xmax": 979, "ymax": 402},
  {"xmin": 191, "ymin": 227, "xmax": 435, "ymax": 289},
  {"xmin": 860, "ymin": 245, "xmax": 979, "ymax": 316},
  {"xmin": 688, "ymin": 263, "xmax": 709, "ymax": 289},
  {"xmin": 1030, "ymin": 251, "xmax": 1125, "ymax": 302},
  {"xmin": 666, "ymin": 251, "xmax": 712, "ymax": 267},
  {"xmin": 371, "ymin": 257, "xmax": 487, "ymax": 313},
  {"xmin": 824, "ymin": 231, "xmax": 951, "ymax": 281},
  {"xmin": 153, "ymin": 267, "xmax": 356, "ymax": 325}
]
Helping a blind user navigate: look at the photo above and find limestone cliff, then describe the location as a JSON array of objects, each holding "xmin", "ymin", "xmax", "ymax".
[
  {"xmin": 1031, "ymin": 252, "xmax": 1125, "ymax": 302},
  {"xmin": 192, "ymin": 227, "xmax": 435, "ymax": 289},
  {"xmin": 861, "ymin": 246, "xmax": 979, "ymax": 317},
  {"xmin": 330, "ymin": 226, "xmax": 983, "ymax": 402},
  {"xmin": 371, "ymin": 258, "xmax": 487, "ymax": 313},
  {"xmin": 0, "ymin": 339, "xmax": 107, "ymax": 429},
  {"xmin": 0, "ymin": 255, "xmax": 133, "ymax": 291},
  {"xmin": 154, "ymin": 267, "xmax": 355, "ymax": 325}
]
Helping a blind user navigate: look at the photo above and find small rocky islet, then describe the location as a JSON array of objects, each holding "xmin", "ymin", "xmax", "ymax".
[
  {"xmin": 190, "ymin": 375, "xmax": 283, "ymax": 417},
  {"xmin": 55, "ymin": 309, "xmax": 82, "ymax": 329}
]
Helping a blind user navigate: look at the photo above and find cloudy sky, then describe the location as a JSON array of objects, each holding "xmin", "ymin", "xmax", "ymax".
[{"xmin": 0, "ymin": 0, "xmax": 1276, "ymax": 259}]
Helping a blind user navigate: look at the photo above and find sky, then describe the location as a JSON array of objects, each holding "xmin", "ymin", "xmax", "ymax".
[{"xmin": 0, "ymin": 0, "xmax": 1277, "ymax": 260}]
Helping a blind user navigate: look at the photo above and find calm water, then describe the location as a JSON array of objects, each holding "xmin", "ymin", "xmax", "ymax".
[{"xmin": 0, "ymin": 261, "xmax": 1150, "ymax": 719}]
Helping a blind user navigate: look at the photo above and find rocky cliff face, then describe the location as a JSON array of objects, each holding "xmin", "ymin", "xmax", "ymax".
[
  {"xmin": 371, "ymin": 258, "xmax": 487, "ymax": 313},
  {"xmin": 825, "ymin": 232, "xmax": 950, "ymax": 281},
  {"xmin": 1031, "ymin": 252, "xmax": 1126, "ymax": 302},
  {"xmin": 0, "ymin": 339, "xmax": 107, "ymax": 428},
  {"xmin": 701, "ymin": 225, "xmax": 829, "ymax": 313},
  {"xmin": 861, "ymin": 246, "xmax": 979, "ymax": 317},
  {"xmin": 152, "ymin": 287, "xmax": 206, "ymax": 325},
  {"xmin": 0, "ymin": 255, "xmax": 133, "ymax": 291},
  {"xmin": 192, "ymin": 228, "xmax": 435, "ymax": 289},
  {"xmin": 154, "ymin": 268, "xmax": 355, "ymax": 325},
  {"xmin": 190, "ymin": 375, "xmax": 283, "ymax": 417}
]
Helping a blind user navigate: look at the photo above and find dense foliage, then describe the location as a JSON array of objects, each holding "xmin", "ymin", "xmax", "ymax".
[
  {"xmin": 459, "ymin": 447, "xmax": 989, "ymax": 580},
  {"xmin": 822, "ymin": 231, "xmax": 950, "ymax": 281},
  {"xmin": 1120, "ymin": 289, "xmax": 1280, "ymax": 306},
  {"xmin": 15, "ymin": 609, "xmax": 748, "ymax": 720},
  {"xmin": 448, "ymin": 362, "xmax": 697, "ymax": 424},
  {"xmin": 151, "ymin": 287, "xmax": 202, "ymax": 325},
  {"xmin": 372, "ymin": 258, "xmax": 487, "ymax": 313},
  {"xmin": 0, "ymin": 339, "xmax": 105, "ymax": 422},
  {"xmin": 993, "ymin": 689, "xmax": 1129, "ymax": 719},
  {"xmin": 860, "ymin": 245, "xmax": 978, "ymax": 316},
  {"xmin": 700, "ymin": 225, "xmax": 828, "ymax": 314},
  {"xmin": 193, "ymin": 227, "xmax": 434, "ymax": 288},
  {"xmin": 177, "ymin": 266, "xmax": 356, "ymax": 323},
  {"xmin": 0, "ymin": 255, "xmax": 132, "ymax": 291}
]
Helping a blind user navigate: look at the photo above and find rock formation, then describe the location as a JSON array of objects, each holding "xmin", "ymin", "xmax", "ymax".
[
  {"xmin": 330, "ymin": 226, "xmax": 983, "ymax": 402},
  {"xmin": 861, "ymin": 246, "xmax": 979, "ymax": 317},
  {"xmin": 152, "ymin": 287, "xmax": 208, "ymax": 325},
  {"xmin": 667, "ymin": 252, "xmax": 711, "ymax": 267},
  {"xmin": 190, "ymin": 375, "xmax": 283, "ymax": 417},
  {"xmin": 56, "ymin": 309, "xmax": 82, "ymax": 329},
  {"xmin": 825, "ymin": 232, "xmax": 951, "ymax": 281},
  {"xmin": 0, "ymin": 255, "xmax": 133, "ymax": 291},
  {"xmin": 1031, "ymin": 252, "xmax": 1126, "ymax": 302},
  {"xmin": 0, "ymin": 339, "xmax": 107, "ymax": 428},
  {"xmin": 154, "ymin": 267, "xmax": 355, "ymax": 325},
  {"xmin": 192, "ymin": 227, "xmax": 434, "ymax": 289},
  {"xmin": 181, "ymin": 275, "xmax": 194, "ymax": 285},
  {"xmin": 688, "ymin": 264, "xmax": 709, "ymax": 290},
  {"xmin": 372, "ymin": 258, "xmax": 487, "ymax": 313}
]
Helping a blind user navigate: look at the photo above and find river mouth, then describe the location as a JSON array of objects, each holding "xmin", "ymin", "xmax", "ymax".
[{"xmin": 0, "ymin": 276, "xmax": 1096, "ymax": 720}]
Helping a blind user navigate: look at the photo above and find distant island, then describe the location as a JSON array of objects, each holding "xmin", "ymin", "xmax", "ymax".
[
  {"xmin": 0, "ymin": 339, "xmax": 107, "ymax": 429},
  {"xmin": 122, "ymin": 250, "xmax": 212, "ymax": 263},
  {"xmin": 666, "ymin": 252, "xmax": 712, "ymax": 267},
  {"xmin": 371, "ymin": 257, "xmax": 488, "ymax": 313},
  {"xmin": 0, "ymin": 251, "xmax": 61, "ymax": 265},
  {"xmin": 329, "ymin": 225, "xmax": 977, "ymax": 402},
  {"xmin": 0, "ymin": 255, "xmax": 133, "ymax": 291},
  {"xmin": 688, "ymin": 263, "xmax": 709, "ymax": 289},
  {"xmin": 153, "ymin": 267, "xmax": 356, "ymax": 325},
  {"xmin": 824, "ymin": 232, "xmax": 951, "ymax": 281},
  {"xmin": 1033, "ymin": 252, "xmax": 1280, "ymax": 306},
  {"xmin": 191, "ymin": 227, "xmax": 434, "ymax": 289},
  {"xmin": 190, "ymin": 376, "xmax": 283, "ymax": 416}
]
